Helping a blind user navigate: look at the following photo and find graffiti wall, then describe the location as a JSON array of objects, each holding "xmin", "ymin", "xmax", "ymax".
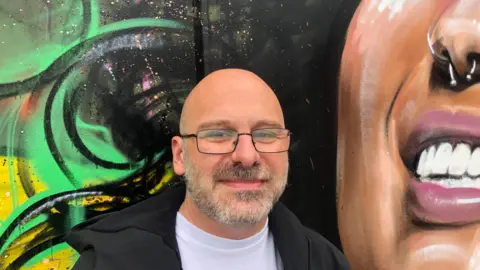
[
  {"xmin": 0, "ymin": 0, "xmax": 354, "ymax": 269},
  {"xmin": 337, "ymin": 0, "xmax": 480, "ymax": 269},
  {"xmin": 0, "ymin": 0, "xmax": 197, "ymax": 269}
]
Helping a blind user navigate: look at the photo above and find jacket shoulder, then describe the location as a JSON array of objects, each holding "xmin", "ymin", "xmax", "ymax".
[
  {"xmin": 72, "ymin": 249, "xmax": 96, "ymax": 270},
  {"xmin": 69, "ymin": 228, "xmax": 181, "ymax": 270},
  {"xmin": 304, "ymin": 227, "xmax": 351, "ymax": 270}
]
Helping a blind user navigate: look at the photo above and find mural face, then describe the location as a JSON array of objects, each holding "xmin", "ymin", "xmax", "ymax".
[
  {"xmin": 337, "ymin": 0, "xmax": 480, "ymax": 269},
  {"xmin": 0, "ymin": 0, "xmax": 196, "ymax": 269}
]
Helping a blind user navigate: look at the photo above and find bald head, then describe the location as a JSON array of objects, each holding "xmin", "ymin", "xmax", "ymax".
[
  {"xmin": 179, "ymin": 69, "xmax": 284, "ymax": 134},
  {"xmin": 171, "ymin": 69, "xmax": 290, "ymax": 235}
]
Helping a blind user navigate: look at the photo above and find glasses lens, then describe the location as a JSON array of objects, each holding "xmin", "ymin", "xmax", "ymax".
[
  {"xmin": 252, "ymin": 129, "xmax": 290, "ymax": 152},
  {"xmin": 197, "ymin": 129, "xmax": 237, "ymax": 153}
]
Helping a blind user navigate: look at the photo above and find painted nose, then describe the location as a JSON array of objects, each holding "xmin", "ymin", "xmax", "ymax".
[
  {"xmin": 230, "ymin": 135, "xmax": 260, "ymax": 168},
  {"xmin": 429, "ymin": 4, "xmax": 480, "ymax": 84}
]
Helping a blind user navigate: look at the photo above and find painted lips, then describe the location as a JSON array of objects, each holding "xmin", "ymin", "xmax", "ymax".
[{"xmin": 404, "ymin": 110, "xmax": 480, "ymax": 225}]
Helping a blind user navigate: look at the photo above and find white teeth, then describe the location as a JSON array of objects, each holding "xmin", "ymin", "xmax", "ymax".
[
  {"xmin": 423, "ymin": 146, "xmax": 436, "ymax": 176},
  {"xmin": 416, "ymin": 150, "xmax": 428, "ymax": 176},
  {"xmin": 448, "ymin": 143, "xmax": 471, "ymax": 176},
  {"xmin": 431, "ymin": 143, "xmax": 452, "ymax": 175},
  {"xmin": 468, "ymin": 148, "xmax": 480, "ymax": 176},
  {"xmin": 416, "ymin": 143, "xmax": 480, "ymax": 179},
  {"xmin": 420, "ymin": 177, "xmax": 480, "ymax": 189}
]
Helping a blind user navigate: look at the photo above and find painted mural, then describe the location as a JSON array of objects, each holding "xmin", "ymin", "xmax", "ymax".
[
  {"xmin": 337, "ymin": 0, "xmax": 480, "ymax": 269},
  {"xmin": 0, "ymin": 0, "xmax": 198, "ymax": 269}
]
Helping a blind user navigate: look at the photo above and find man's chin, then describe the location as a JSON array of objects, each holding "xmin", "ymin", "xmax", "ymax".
[
  {"xmin": 214, "ymin": 198, "xmax": 273, "ymax": 224},
  {"xmin": 227, "ymin": 198, "xmax": 272, "ymax": 213}
]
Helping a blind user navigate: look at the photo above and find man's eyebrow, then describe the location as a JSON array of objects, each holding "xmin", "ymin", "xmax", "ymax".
[
  {"xmin": 197, "ymin": 120, "xmax": 233, "ymax": 130},
  {"xmin": 253, "ymin": 120, "xmax": 284, "ymax": 129},
  {"xmin": 196, "ymin": 119, "xmax": 284, "ymax": 130}
]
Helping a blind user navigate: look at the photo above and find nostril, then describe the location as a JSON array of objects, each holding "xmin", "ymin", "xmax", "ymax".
[
  {"xmin": 428, "ymin": 31, "xmax": 458, "ymax": 88},
  {"xmin": 429, "ymin": 51, "xmax": 480, "ymax": 92},
  {"xmin": 428, "ymin": 44, "xmax": 461, "ymax": 90}
]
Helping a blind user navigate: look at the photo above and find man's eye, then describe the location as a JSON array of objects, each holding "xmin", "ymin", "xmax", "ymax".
[
  {"xmin": 200, "ymin": 130, "xmax": 235, "ymax": 139},
  {"xmin": 206, "ymin": 131, "xmax": 228, "ymax": 137},
  {"xmin": 254, "ymin": 129, "xmax": 283, "ymax": 138},
  {"xmin": 255, "ymin": 131, "xmax": 276, "ymax": 138}
]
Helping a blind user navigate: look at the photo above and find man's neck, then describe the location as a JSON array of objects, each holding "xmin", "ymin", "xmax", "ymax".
[{"xmin": 178, "ymin": 196, "xmax": 267, "ymax": 240}]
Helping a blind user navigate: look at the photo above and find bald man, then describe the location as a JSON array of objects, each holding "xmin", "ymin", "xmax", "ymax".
[{"xmin": 66, "ymin": 69, "xmax": 350, "ymax": 270}]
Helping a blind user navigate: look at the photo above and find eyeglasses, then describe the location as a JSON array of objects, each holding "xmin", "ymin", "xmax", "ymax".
[{"xmin": 180, "ymin": 128, "xmax": 291, "ymax": 154}]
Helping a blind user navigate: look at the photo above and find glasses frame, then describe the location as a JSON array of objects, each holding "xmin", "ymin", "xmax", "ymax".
[{"xmin": 180, "ymin": 128, "xmax": 292, "ymax": 154}]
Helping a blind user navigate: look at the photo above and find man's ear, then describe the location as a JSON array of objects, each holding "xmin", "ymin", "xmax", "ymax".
[{"xmin": 171, "ymin": 136, "xmax": 185, "ymax": 175}]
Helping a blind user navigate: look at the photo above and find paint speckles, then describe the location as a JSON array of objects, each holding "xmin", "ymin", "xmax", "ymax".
[{"xmin": 19, "ymin": 191, "xmax": 103, "ymax": 225}]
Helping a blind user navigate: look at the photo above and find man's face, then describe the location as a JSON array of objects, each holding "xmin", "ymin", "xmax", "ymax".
[
  {"xmin": 173, "ymin": 72, "xmax": 289, "ymax": 225},
  {"xmin": 182, "ymin": 144, "xmax": 288, "ymax": 225},
  {"xmin": 338, "ymin": 1, "xmax": 480, "ymax": 269}
]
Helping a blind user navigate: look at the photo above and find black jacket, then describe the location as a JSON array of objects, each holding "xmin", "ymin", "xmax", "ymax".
[{"xmin": 65, "ymin": 182, "xmax": 350, "ymax": 270}]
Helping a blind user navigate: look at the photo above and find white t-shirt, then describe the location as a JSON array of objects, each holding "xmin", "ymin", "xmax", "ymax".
[{"xmin": 175, "ymin": 212, "xmax": 283, "ymax": 270}]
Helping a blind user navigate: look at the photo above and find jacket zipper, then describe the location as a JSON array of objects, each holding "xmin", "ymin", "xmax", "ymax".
[{"xmin": 307, "ymin": 236, "xmax": 312, "ymax": 270}]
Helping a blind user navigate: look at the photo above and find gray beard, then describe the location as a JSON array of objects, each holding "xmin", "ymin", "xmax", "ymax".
[{"xmin": 182, "ymin": 153, "xmax": 288, "ymax": 226}]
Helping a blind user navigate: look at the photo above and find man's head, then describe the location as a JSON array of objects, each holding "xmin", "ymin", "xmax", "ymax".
[
  {"xmin": 171, "ymin": 68, "xmax": 290, "ymax": 227},
  {"xmin": 337, "ymin": 1, "xmax": 480, "ymax": 269}
]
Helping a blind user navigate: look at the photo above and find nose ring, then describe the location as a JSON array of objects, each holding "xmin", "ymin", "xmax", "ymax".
[
  {"xmin": 466, "ymin": 59, "xmax": 477, "ymax": 82},
  {"xmin": 449, "ymin": 62, "xmax": 458, "ymax": 87}
]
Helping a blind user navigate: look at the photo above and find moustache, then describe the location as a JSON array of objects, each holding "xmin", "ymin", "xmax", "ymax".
[{"xmin": 212, "ymin": 163, "xmax": 271, "ymax": 181}]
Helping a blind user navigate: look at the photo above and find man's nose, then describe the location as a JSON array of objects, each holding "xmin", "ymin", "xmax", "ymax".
[
  {"xmin": 431, "ymin": 7, "xmax": 480, "ymax": 79},
  {"xmin": 230, "ymin": 135, "xmax": 260, "ymax": 168}
]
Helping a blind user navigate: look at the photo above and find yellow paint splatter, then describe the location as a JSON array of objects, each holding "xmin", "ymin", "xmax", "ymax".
[{"xmin": 0, "ymin": 157, "xmax": 47, "ymax": 221}]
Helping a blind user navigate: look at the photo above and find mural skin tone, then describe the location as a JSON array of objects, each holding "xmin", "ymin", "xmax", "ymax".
[{"xmin": 337, "ymin": 0, "xmax": 480, "ymax": 269}]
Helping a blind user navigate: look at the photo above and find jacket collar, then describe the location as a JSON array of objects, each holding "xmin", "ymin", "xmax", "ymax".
[
  {"xmin": 269, "ymin": 201, "xmax": 311, "ymax": 270},
  {"xmin": 83, "ymin": 181, "xmax": 310, "ymax": 270}
]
